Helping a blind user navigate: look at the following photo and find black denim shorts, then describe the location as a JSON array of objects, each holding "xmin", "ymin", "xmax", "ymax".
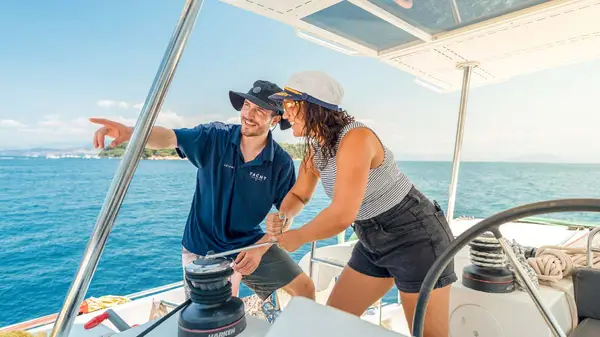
[{"xmin": 348, "ymin": 186, "xmax": 458, "ymax": 293}]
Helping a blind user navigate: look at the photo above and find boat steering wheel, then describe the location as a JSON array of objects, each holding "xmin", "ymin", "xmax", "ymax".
[{"xmin": 411, "ymin": 198, "xmax": 600, "ymax": 337}]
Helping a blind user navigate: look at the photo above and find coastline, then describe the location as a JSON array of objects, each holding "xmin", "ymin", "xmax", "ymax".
[
  {"xmin": 144, "ymin": 156, "xmax": 184, "ymax": 160},
  {"xmin": 97, "ymin": 142, "xmax": 305, "ymax": 161}
]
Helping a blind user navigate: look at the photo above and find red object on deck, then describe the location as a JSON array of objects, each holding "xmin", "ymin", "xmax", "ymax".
[
  {"xmin": 84, "ymin": 312, "xmax": 109, "ymax": 330},
  {"xmin": 79, "ymin": 300, "xmax": 89, "ymax": 314}
]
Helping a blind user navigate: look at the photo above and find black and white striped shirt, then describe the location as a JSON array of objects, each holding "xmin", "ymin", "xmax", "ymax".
[{"xmin": 312, "ymin": 121, "xmax": 413, "ymax": 221}]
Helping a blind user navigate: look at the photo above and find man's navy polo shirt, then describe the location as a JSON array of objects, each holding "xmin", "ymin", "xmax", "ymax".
[{"xmin": 173, "ymin": 122, "xmax": 296, "ymax": 255}]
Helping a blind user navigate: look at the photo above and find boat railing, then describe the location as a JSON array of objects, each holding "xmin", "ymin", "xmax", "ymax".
[
  {"xmin": 587, "ymin": 227, "xmax": 600, "ymax": 268},
  {"xmin": 126, "ymin": 281, "xmax": 183, "ymax": 300},
  {"xmin": 307, "ymin": 241, "xmax": 384, "ymax": 327}
]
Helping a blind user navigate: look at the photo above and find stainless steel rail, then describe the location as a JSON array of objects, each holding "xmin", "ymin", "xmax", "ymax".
[
  {"xmin": 498, "ymin": 237, "xmax": 567, "ymax": 337},
  {"xmin": 308, "ymin": 242, "xmax": 383, "ymax": 326},
  {"xmin": 49, "ymin": 1, "xmax": 204, "ymax": 336},
  {"xmin": 446, "ymin": 61, "xmax": 479, "ymax": 223},
  {"xmin": 204, "ymin": 241, "xmax": 276, "ymax": 259},
  {"xmin": 308, "ymin": 241, "xmax": 317, "ymax": 279},
  {"xmin": 311, "ymin": 257, "xmax": 346, "ymax": 270},
  {"xmin": 587, "ymin": 227, "xmax": 600, "ymax": 267}
]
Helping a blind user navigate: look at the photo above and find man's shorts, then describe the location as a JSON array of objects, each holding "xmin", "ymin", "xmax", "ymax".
[{"xmin": 182, "ymin": 244, "xmax": 304, "ymax": 300}]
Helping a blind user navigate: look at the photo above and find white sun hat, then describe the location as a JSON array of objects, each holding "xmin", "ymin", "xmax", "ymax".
[{"xmin": 269, "ymin": 71, "xmax": 344, "ymax": 111}]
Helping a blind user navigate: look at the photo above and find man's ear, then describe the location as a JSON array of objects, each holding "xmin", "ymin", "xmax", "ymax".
[{"xmin": 271, "ymin": 114, "xmax": 281, "ymax": 127}]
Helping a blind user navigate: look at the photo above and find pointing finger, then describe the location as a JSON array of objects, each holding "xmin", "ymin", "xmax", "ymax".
[{"xmin": 89, "ymin": 118, "xmax": 118, "ymax": 128}]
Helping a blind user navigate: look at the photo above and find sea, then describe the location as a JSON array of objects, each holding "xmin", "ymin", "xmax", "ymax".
[{"xmin": 2, "ymin": 157, "xmax": 600, "ymax": 327}]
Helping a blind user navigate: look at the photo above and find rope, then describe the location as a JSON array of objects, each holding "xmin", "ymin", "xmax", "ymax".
[
  {"xmin": 469, "ymin": 235, "xmax": 540, "ymax": 289},
  {"xmin": 503, "ymin": 239, "xmax": 540, "ymax": 290},
  {"xmin": 527, "ymin": 245, "xmax": 600, "ymax": 332},
  {"xmin": 0, "ymin": 332, "xmax": 46, "ymax": 337},
  {"xmin": 469, "ymin": 234, "xmax": 600, "ymax": 332},
  {"xmin": 82, "ymin": 295, "xmax": 131, "ymax": 313}
]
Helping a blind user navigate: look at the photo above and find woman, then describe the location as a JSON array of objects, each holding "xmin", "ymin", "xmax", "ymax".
[{"xmin": 265, "ymin": 71, "xmax": 457, "ymax": 337}]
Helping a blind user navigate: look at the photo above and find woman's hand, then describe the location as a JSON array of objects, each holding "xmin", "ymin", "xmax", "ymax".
[
  {"xmin": 276, "ymin": 230, "xmax": 305, "ymax": 253},
  {"xmin": 266, "ymin": 212, "xmax": 291, "ymax": 236}
]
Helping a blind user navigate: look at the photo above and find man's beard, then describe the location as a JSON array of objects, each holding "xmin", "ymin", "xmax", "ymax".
[
  {"xmin": 241, "ymin": 124, "xmax": 269, "ymax": 137},
  {"xmin": 241, "ymin": 117, "xmax": 269, "ymax": 137}
]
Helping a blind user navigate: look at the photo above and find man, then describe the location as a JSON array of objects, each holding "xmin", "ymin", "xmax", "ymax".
[{"xmin": 90, "ymin": 80, "xmax": 315, "ymax": 302}]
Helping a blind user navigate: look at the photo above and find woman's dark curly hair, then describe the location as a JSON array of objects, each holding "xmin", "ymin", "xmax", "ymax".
[{"xmin": 297, "ymin": 101, "xmax": 355, "ymax": 170}]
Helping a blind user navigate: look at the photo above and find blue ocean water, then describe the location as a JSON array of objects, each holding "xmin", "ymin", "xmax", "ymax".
[{"xmin": 2, "ymin": 158, "xmax": 600, "ymax": 327}]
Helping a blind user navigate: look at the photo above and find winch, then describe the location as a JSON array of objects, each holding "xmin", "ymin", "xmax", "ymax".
[
  {"xmin": 178, "ymin": 257, "xmax": 246, "ymax": 337},
  {"xmin": 462, "ymin": 232, "xmax": 516, "ymax": 293}
]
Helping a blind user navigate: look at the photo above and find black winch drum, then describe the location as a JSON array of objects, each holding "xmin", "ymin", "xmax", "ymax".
[
  {"xmin": 178, "ymin": 257, "xmax": 247, "ymax": 337},
  {"xmin": 462, "ymin": 233, "xmax": 516, "ymax": 293}
]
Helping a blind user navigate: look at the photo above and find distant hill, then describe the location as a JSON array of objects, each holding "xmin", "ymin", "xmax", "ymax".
[
  {"xmin": 505, "ymin": 154, "xmax": 566, "ymax": 163},
  {"xmin": 0, "ymin": 146, "xmax": 96, "ymax": 158},
  {"xmin": 278, "ymin": 143, "xmax": 305, "ymax": 160},
  {"xmin": 98, "ymin": 143, "xmax": 178, "ymax": 160},
  {"xmin": 98, "ymin": 142, "xmax": 306, "ymax": 160}
]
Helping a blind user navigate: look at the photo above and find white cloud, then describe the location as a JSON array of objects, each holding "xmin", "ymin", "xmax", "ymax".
[
  {"xmin": 226, "ymin": 116, "xmax": 240, "ymax": 124},
  {"xmin": 1, "ymin": 98, "xmax": 255, "ymax": 148},
  {"xmin": 72, "ymin": 117, "xmax": 91, "ymax": 127},
  {"xmin": 38, "ymin": 120, "xmax": 65, "ymax": 127},
  {"xmin": 97, "ymin": 100, "xmax": 130, "ymax": 109},
  {"xmin": 0, "ymin": 119, "xmax": 24, "ymax": 128},
  {"xmin": 157, "ymin": 110, "xmax": 186, "ymax": 129},
  {"xmin": 357, "ymin": 119, "xmax": 376, "ymax": 126}
]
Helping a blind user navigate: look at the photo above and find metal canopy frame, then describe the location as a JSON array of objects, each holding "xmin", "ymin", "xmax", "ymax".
[
  {"xmin": 220, "ymin": 0, "xmax": 577, "ymax": 59},
  {"xmin": 347, "ymin": 0, "xmax": 433, "ymax": 42},
  {"xmin": 223, "ymin": 0, "xmax": 600, "ymax": 94}
]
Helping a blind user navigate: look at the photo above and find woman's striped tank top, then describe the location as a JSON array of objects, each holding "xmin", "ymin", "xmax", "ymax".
[{"xmin": 312, "ymin": 121, "xmax": 413, "ymax": 221}]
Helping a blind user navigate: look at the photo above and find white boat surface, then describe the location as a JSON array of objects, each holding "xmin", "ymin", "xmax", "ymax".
[
  {"xmin": 4, "ymin": 217, "xmax": 599, "ymax": 337},
  {"xmin": 3, "ymin": 1, "xmax": 600, "ymax": 337}
]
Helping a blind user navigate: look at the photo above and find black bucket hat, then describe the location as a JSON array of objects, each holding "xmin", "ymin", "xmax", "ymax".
[{"xmin": 229, "ymin": 80, "xmax": 292, "ymax": 131}]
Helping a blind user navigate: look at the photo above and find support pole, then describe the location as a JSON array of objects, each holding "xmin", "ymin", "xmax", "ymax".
[
  {"xmin": 446, "ymin": 61, "xmax": 478, "ymax": 223},
  {"xmin": 587, "ymin": 227, "xmax": 600, "ymax": 268},
  {"xmin": 308, "ymin": 241, "xmax": 317, "ymax": 279},
  {"xmin": 49, "ymin": 1, "xmax": 204, "ymax": 336}
]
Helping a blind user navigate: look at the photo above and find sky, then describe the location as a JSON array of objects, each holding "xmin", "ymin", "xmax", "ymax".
[{"xmin": 1, "ymin": 0, "xmax": 599, "ymax": 162}]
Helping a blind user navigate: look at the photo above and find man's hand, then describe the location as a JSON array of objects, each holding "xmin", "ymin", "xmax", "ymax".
[
  {"xmin": 266, "ymin": 212, "xmax": 291, "ymax": 237},
  {"xmin": 275, "ymin": 230, "xmax": 304, "ymax": 253},
  {"xmin": 90, "ymin": 118, "xmax": 132, "ymax": 149},
  {"xmin": 233, "ymin": 248, "xmax": 266, "ymax": 276}
]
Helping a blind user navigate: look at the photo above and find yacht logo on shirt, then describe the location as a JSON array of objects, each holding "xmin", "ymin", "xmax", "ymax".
[{"xmin": 249, "ymin": 172, "xmax": 267, "ymax": 182}]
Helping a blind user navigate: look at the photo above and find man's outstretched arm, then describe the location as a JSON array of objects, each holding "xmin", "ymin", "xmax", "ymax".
[
  {"xmin": 90, "ymin": 118, "xmax": 177, "ymax": 150},
  {"xmin": 91, "ymin": 117, "xmax": 220, "ymax": 168}
]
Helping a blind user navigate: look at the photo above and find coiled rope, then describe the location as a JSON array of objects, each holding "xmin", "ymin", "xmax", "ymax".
[
  {"xmin": 82, "ymin": 295, "xmax": 131, "ymax": 313},
  {"xmin": 527, "ymin": 245, "xmax": 600, "ymax": 331},
  {"xmin": 469, "ymin": 233, "xmax": 600, "ymax": 332}
]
